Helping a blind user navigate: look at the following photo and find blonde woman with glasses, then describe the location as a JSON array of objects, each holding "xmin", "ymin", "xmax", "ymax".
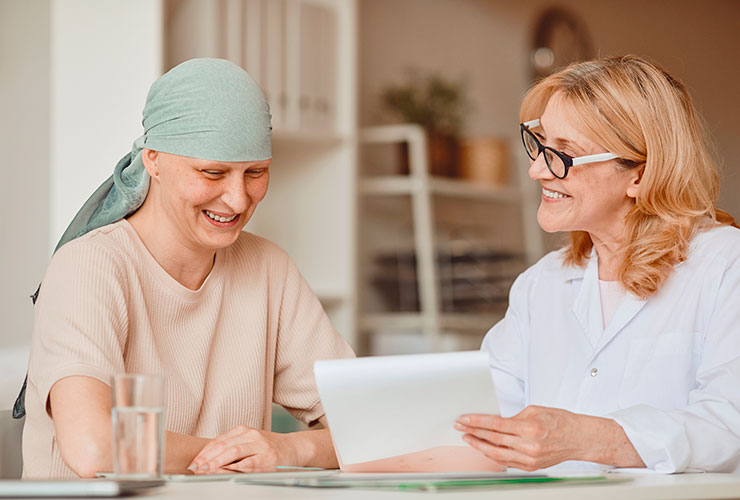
[{"xmin": 455, "ymin": 55, "xmax": 740, "ymax": 473}]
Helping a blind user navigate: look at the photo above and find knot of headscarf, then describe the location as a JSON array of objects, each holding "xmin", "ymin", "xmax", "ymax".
[{"xmin": 54, "ymin": 57, "xmax": 272, "ymax": 252}]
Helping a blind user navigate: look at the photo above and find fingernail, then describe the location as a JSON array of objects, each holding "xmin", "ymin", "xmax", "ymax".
[
  {"xmin": 199, "ymin": 464, "xmax": 210, "ymax": 471},
  {"xmin": 459, "ymin": 417, "xmax": 470, "ymax": 424},
  {"xmin": 454, "ymin": 422, "xmax": 464, "ymax": 430}
]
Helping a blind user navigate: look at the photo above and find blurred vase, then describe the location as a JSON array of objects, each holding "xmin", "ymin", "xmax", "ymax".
[{"xmin": 458, "ymin": 137, "xmax": 509, "ymax": 186}]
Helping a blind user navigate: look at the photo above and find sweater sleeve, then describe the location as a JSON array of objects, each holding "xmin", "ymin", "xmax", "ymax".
[
  {"xmin": 272, "ymin": 255, "xmax": 355, "ymax": 425},
  {"xmin": 608, "ymin": 254, "xmax": 740, "ymax": 473},
  {"xmin": 27, "ymin": 239, "xmax": 129, "ymax": 413}
]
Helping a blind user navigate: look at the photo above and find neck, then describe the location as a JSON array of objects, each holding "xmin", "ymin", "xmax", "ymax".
[
  {"xmin": 126, "ymin": 206, "xmax": 216, "ymax": 290},
  {"xmin": 590, "ymin": 231, "xmax": 625, "ymax": 282}
]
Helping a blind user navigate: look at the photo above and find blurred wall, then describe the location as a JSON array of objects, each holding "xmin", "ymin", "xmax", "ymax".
[
  {"xmin": 359, "ymin": 0, "xmax": 740, "ymax": 220},
  {"xmin": 0, "ymin": 0, "xmax": 162, "ymax": 358},
  {"xmin": 50, "ymin": 1, "xmax": 163, "ymax": 249},
  {"xmin": 0, "ymin": 0, "xmax": 51, "ymax": 352}
]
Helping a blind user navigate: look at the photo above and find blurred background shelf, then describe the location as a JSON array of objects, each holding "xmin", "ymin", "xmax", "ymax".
[
  {"xmin": 360, "ymin": 176, "xmax": 522, "ymax": 202},
  {"xmin": 356, "ymin": 123, "xmax": 541, "ymax": 354}
]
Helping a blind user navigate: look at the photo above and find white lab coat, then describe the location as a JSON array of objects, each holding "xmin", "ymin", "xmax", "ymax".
[{"xmin": 482, "ymin": 225, "xmax": 740, "ymax": 473}]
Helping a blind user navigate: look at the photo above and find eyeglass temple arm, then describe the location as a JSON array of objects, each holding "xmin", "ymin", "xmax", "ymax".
[
  {"xmin": 571, "ymin": 152, "xmax": 619, "ymax": 166},
  {"xmin": 522, "ymin": 118, "xmax": 540, "ymax": 128}
]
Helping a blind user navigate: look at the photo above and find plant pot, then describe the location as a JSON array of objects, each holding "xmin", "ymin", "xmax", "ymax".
[{"xmin": 397, "ymin": 132, "xmax": 460, "ymax": 177}]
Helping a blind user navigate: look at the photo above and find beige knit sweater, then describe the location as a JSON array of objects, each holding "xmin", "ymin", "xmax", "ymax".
[{"xmin": 22, "ymin": 220, "xmax": 354, "ymax": 478}]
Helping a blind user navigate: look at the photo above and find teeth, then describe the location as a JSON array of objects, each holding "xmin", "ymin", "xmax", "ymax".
[
  {"xmin": 542, "ymin": 187, "xmax": 570, "ymax": 199},
  {"xmin": 205, "ymin": 210, "xmax": 237, "ymax": 223}
]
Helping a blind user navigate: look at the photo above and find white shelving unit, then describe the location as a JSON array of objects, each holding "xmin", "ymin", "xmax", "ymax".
[{"xmin": 357, "ymin": 124, "xmax": 543, "ymax": 354}]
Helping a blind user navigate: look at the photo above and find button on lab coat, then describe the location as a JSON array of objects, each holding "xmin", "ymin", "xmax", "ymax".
[{"xmin": 482, "ymin": 225, "xmax": 740, "ymax": 472}]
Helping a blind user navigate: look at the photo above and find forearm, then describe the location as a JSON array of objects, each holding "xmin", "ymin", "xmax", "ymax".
[
  {"xmin": 578, "ymin": 414, "xmax": 645, "ymax": 468},
  {"xmin": 165, "ymin": 432, "xmax": 211, "ymax": 473},
  {"xmin": 60, "ymin": 429, "xmax": 209, "ymax": 476},
  {"xmin": 289, "ymin": 428, "xmax": 339, "ymax": 469}
]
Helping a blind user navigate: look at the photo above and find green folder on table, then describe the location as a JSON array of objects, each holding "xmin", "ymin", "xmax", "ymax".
[{"xmin": 235, "ymin": 471, "xmax": 614, "ymax": 491}]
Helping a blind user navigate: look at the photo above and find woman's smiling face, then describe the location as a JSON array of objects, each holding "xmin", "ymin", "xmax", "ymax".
[
  {"xmin": 528, "ymin": 92, "xmax": 640, "ymax": 241},
  {"xmin": 144, "ymin": 150, "xmax": 271, "ymax": 252}
]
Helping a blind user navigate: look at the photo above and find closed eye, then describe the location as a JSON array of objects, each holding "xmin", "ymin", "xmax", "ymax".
[{"xmin": 245, "ymin": 168, "xmax": 268, "ymax": 178}]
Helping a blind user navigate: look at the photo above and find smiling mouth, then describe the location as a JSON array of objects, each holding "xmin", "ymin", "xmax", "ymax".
[
  {"xmin": 204, "ymin": 210, "xmax": 239, "ymax": 223},
  {"xmin": 542, "ymin": 187, "xmax": 571, "ymax": 199}
]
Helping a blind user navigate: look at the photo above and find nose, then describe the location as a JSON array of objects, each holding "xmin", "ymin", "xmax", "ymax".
[
  {"xmin": 528, "ymin": 152, "xmax": 555, "ymax": 181},
  {"xmin": 221, "ymin": 173, "xmax": 249, "ymax": 213}
]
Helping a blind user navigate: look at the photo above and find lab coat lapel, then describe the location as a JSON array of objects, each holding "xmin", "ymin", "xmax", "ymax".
[
  {"xmin": 596, "ymin": 291, "xmax": 647, "ymax": 353},
  {"xmin": 571, "ymin": 249, "xmax": 648, "ymax": 361},
  {"xmin": 571, "ymin": 251, "xmax": 602, "ymax": 349}
]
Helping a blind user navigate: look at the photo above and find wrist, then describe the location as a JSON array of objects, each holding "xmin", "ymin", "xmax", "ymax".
[
  {"xmin": 282, "ymin": 430, "xmax": 318, "ymax": 467},
  {"xmin": 577, "ymin": 414, "xmax": 610, "ymax": 463},
  {"xmin": 291, "ymin": 429, "xmax": 338, "ymax": 468},
  {"xmin": 577, "ymin": 416, "xmax": 644, "ymax": 468}
]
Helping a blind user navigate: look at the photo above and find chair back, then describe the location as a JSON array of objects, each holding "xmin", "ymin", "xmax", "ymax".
[{"xmin": 0, "ymin": 410, "xmax": 23, "ymax": 478}]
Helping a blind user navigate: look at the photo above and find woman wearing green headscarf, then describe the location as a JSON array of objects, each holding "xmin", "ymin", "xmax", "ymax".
[{"xmin": 20, "ymin": 59, "xmax": 354, "ymax": 478}]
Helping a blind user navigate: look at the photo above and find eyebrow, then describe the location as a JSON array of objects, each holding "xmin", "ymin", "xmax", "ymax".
[
  {"xmin": 552, "ymin": 137, "xmax": 585, "ymax": 155},
  {"xmin": 536, "ymin": 126, "xmax": 587, "ymax": 157}
]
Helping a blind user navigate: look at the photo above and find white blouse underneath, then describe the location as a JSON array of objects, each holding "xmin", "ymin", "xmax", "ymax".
[{"xmin": 599, "ymin": 279, "xmax": 625, "ymax": 328}]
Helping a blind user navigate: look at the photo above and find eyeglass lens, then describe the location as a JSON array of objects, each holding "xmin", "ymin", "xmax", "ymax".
[{"xmin": 521, "ymin": 127, "xmax": 567, "ymax": 178}]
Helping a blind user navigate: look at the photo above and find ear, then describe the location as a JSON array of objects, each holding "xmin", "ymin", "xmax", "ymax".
[
  {"xmin": 625, "ymin": 165, "xmax": 644, "ymax": 200},
  {"xmin": 141, "ymin": 148, "xmax": 160, "ymax": 178}
]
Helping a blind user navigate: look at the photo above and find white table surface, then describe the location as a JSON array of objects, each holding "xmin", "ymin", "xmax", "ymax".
[{"xmin": 136, "ymin": 473, "xmax": 740, "ymax": 500}]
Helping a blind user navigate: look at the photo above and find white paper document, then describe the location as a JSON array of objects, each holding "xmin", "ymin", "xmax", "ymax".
[{"xmin": 314, "ymin": 350, "xmax": 499, "ymax": 471}]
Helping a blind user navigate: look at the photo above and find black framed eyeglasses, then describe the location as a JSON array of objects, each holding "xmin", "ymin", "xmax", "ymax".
[{"xmin": 520, "ymin": 118, "xmax": 619, "ymax": 179}]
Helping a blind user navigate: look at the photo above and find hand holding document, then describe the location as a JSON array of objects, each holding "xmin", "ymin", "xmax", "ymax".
[{"xmin": 314, "ymin": 350, "xmax": 501, "ymax": 472}]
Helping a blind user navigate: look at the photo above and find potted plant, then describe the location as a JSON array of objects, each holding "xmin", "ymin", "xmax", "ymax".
[{"xmin": 380, "ymin": 69, "xmax": 469, "ymax": 177}]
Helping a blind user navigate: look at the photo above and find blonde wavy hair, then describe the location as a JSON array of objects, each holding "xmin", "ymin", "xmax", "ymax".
[{"xmin": 520, "ymin": 55, "xmax": 737, "ymax": 299}]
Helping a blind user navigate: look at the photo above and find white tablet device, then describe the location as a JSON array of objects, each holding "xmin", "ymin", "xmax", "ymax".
[{"xmin": 314, "ymin": 350, "xmax": 500, "ymax": 472}]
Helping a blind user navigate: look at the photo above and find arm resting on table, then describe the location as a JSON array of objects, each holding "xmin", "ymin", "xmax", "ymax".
[{"xmin": 50, "ymin": 376, "xmax": 210, "ymax": 477}]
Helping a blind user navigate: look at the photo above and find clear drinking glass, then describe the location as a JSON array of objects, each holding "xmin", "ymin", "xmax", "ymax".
[{"xmin": 111, "ymin": 374, "xmax": 166, "ymax": 478}]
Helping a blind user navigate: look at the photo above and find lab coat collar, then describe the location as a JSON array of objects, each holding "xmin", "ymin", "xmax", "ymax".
[
  {"xmin": 571, "ymin": 249, "xmax": 647, "ymax": 357},
  {"xmin": 562, "ymin": 262, "xmax": 586, "ymax": 282}
]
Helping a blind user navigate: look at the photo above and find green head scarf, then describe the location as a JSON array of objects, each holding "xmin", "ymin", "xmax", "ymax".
[
  {"xmin": 13, "ymin": 58, "xmax": 271, "ymax": 419},
  {"xmin": 55, "ymin": 57, "xmax": 272, "ymax": 252}
]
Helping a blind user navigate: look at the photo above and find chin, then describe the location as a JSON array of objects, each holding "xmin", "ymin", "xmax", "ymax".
[
  {"xmin": 536, "ymin": 204, "xmax": 579, "ymax": 233},
  {"xmin": 537, "ymin": 215, "xmax": 564, "ymax": 233},
  {"xmin": 202, "ymin": 230, "xmax": 242, "ymax": 250}
]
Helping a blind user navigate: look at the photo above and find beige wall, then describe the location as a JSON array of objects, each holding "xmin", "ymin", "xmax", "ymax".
[
  {"xmin": 0, "ymin": 0, "xmax": 51, "ymax": 350},
  {"xmin": 359, "ymin": 0, "xmax": 740, "ymax": 219}
]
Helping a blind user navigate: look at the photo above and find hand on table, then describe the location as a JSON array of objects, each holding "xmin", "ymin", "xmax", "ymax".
[
  {"xmin": 187, "ymin": 426, "xmax": 297, "ymax": 474},
  {"xmin": 455, "ymin": 405, "xmax": 606, "ymax": 471}
]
